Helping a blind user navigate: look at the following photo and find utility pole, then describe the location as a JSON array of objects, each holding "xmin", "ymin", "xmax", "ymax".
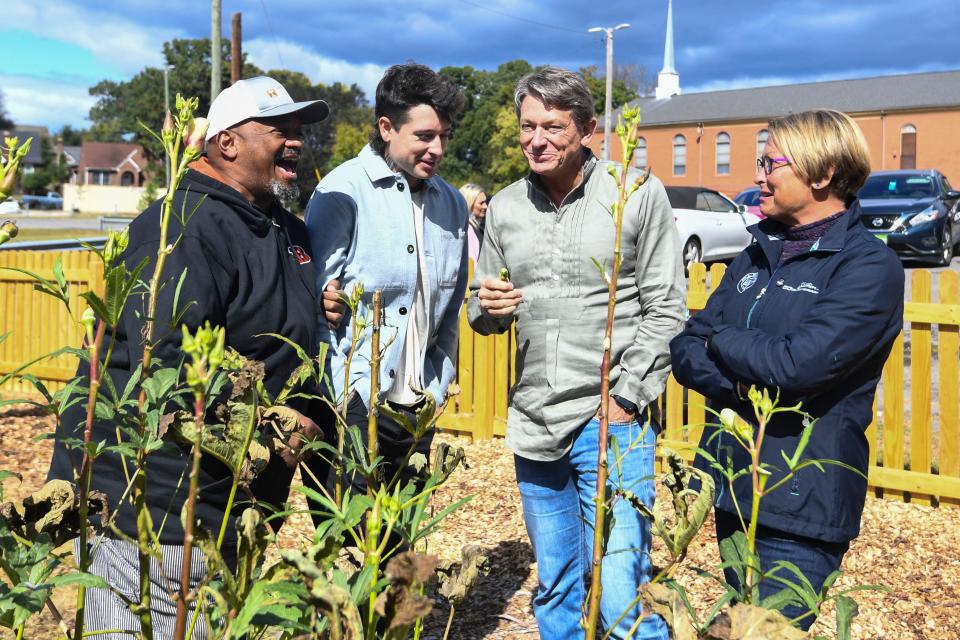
[
  {"xmin": 211, "ymin": 0, "xmax": 222, "ymax": 99},
  {"xmin": 588, "ymin": 23, "xmax": 631, "ymax": 162},
  {"xmin": 231, "ymin": 12, "xmax": 242, "ymax": 85}
]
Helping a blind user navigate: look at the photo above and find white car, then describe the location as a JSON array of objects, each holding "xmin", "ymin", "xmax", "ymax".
[
  {"xmin": 665, "ymin": 186, "xmax": 762, "ymax": 268},
  {"xmin": 0, "ymin": 199, "xmax": 22, "ymax": 215}
]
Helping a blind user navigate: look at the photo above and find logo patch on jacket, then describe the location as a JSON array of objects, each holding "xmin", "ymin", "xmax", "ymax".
[
  {"xmin": 782, "ymin": 281, "xmax": 820, "ymax": 294},
  {"xmin": 289, "ymin": 245, "xmax": 312, "ymax": 265},
  {"xmin": 737, "ymin": 272, "xmax": 759, "ymax": 293}
]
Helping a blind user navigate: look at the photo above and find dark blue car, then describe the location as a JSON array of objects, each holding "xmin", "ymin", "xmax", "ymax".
[{"xmin": 857, "ymin": 169, "xmax": 960, "ymax": 265}]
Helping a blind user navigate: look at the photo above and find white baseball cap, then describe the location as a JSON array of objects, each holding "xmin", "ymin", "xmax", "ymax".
[{"xmin": 205, "ymin": 76, "xmax": 330, "ymax": 141}]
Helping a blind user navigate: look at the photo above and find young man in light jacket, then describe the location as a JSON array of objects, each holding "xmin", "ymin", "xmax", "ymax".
[{"xmin": 305, "ymin": 63, "xmax": 468, "ymax": 499}]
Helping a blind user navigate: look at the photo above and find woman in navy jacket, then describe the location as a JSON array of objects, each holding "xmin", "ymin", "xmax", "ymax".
[{"xmin": 670, "ymin": 110, "xmax": 903, "ymax": 630}]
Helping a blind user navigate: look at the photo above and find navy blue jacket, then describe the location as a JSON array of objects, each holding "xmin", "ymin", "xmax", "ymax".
[{"xmin": 670, "ymin": 204, "xmax": 903, "ymax": 543}]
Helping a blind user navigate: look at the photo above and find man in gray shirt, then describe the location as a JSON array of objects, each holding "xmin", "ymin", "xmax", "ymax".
[{"xmin": 467, "ymin": 67, "xmax": 684, "ymax": 639}]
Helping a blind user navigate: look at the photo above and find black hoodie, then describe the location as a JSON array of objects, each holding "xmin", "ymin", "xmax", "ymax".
[{"xmin": 48, "ymin": 169, "xmax": 320, "ymax": 552}]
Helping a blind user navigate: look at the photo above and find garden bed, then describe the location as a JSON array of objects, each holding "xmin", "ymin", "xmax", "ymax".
[{"xmin": 3, "ymin": 408, "xmax": 958, "ymax": 639}]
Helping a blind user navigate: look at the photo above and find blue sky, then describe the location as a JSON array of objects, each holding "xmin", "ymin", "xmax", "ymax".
[{"xmin": 3, "ymin": 0, "xmax": 957, "ymax": 131}]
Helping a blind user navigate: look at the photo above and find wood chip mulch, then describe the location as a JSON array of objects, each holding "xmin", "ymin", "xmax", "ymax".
[{"xmin": 3, "ymin": 409, "xmax": 958, "ymax": 639}]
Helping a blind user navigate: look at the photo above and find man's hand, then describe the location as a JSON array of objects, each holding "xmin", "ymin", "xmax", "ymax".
[
  {"xmin": 478, "ymin": 277, "xmax": 523, "ymax": 318},
  {"xmin": 280, "ymin": 407, "xmax": 321, "ymax": 469},
  {"xmin": 323, "ymin": 279, "xmax": 346, "ymax": 329},
  {"xmin": 597, "ymin": 400, "xmax": 636, "ymax": 423}
]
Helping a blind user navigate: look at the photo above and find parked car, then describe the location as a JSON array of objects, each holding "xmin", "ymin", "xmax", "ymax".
[
  {"xmin": 0, "ymin": 199, "xmax": 21, "ymax": 215},
  {"xmin": 20, "ymin": 191, "xmax": 63, "ymax": 210},
  {"xmin": 734, "ymin": 186, "xmax": 764, "ymax": 218},
  {"xmin": 857, "ymin": 170, "xmax": 960, "ymax": 265},
  {"xmin": 665, "ymin": 186, "xmax": 762, "ymax": 269}
]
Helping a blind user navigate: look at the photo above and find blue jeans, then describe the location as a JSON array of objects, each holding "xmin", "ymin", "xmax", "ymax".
[
  {"xmin": 514, "ymin": 417, "xmax": 668, "ymax": 639},
  {"xmin": 714, "ymin": 509, "xmax": 849, "ymax": 631}
]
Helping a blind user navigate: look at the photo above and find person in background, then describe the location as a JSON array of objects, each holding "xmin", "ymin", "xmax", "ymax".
[
  {"xmin": 459, "ymin": 182, "xmax": 488, "ymax": 262},
  {"xmin": 670, "ymin": 109, "xmax": 903, "ymax": 631}
]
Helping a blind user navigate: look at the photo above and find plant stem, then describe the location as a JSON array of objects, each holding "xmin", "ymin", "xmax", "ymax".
[
  {"xmin": 132, "ymin": 130, "xmax": 182, "ymax": 640},
  {"xmin": 74, "ymin": 319, "xmax": 106, "ymax": 640},
  {"xmin": 337, "ymin": 317, "xmax": 362, "ymax": 508},
  {"xmin": 442, "ymin": 605, "xmax": 455, "ymax": 640},
  {"xmin": 364, "ymin": 496, "xmax": 382, "ymax": 640},
  {"xmin": 744, "ymin": 414, "xmax": 769, "ymax": 599},
  {"xmin": 584, "ymin": 125, "xmax": 639, "ymax": 639},
  {"xmin": 367, "ymin": 291, "xmax": 382, "ymax": 495},
  {"xmin": 172, "ymin": 392, "xmax": 205, "ymax": 640},
  {"xmin": 363, "ymin": 291, "xmax": 383, "ymax": 640}
]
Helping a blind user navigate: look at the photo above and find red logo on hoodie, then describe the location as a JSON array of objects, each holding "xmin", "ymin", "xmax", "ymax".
[{"xmin": 289, "ymin": 245, "xmax": 312, "ymax": 265}]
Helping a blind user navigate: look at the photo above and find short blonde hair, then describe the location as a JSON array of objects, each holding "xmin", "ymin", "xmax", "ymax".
[
  {"xmin": 459, "ymin": 183, "xmax": 486, "ymax": 212},
  {"xmin": 768, "ymin": 109, "xmax": 871, "ymax": 205}
]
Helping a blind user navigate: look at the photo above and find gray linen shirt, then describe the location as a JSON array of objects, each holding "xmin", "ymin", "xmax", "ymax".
[{"xmin": 467, "ymin": 153, "xmax": 686, "ymax": 461}]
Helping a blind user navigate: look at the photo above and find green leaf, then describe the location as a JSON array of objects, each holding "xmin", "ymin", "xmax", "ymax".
[
  {"xmin": 80, "ymin": 291, "xmax": 111, "ymax": 324},
  {"xmin": 0, "ymin": 266, "xmax": 69, "ymax": 308},
  {"xmin": 49, "ymin": 572, "xmax": 110, "ymax": 589},
  {"xmin": 718, "ymin": 530, "xmax": 754, "ymax": 599},
  {"xmin": 834, "ymin": 594, "xmax": 859, "ymax": 640}
]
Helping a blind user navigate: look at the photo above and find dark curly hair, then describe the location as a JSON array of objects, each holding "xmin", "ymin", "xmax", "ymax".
[{"xmin": 369, "ymin": 63, "xmax": 465, "ymax": 157}]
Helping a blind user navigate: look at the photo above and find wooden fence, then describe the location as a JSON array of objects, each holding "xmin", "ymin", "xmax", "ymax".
[
  {"xmin": 438, "ymin": 262, "xmax": 960, "ymax": 506},
  {"xmin": 2, "ymin": 252, "xmax": 959, "ymax": 504},
  {"xmin": 0, "ymin": 250, "xmax": 102, "ymax": 396}
]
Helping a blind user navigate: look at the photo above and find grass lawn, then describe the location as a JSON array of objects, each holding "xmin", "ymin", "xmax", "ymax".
[{"xmin": 8, "ymin": 228, "xmax": 105, "ymax": 243}]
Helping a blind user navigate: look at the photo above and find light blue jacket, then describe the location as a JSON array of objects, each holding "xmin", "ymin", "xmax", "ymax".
[{"xmin": 305, "ymin": 145, "xmax": 468, "ymax": 408}]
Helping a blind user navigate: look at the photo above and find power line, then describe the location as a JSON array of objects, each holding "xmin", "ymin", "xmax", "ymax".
[
  {"xmin": 257, "ymin": 0, "xmax": 286, "ymax": 68},
  {"xmin": 456, "ymin": 0, "xmax": 589, "ymax": 35}
]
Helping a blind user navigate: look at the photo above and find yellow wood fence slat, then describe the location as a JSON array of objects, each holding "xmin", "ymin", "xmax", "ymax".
[
  {"xmin": 910, "ymin": 271, "xmax": 933, "ymax": 506},
  {"xmin": 940, "ymin": 272, "xmax": 960, "ymax": 482}
]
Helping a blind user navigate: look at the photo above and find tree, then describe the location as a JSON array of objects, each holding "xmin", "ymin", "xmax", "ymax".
[
  {"xmin": 20, "ymin": 136, "xmax": 69, "ymax": 193},
  {"xmin": 88, "ymin": 38, "xmax": 263, "ymax": 159},
  {"xmin": 56, "ymin": 125, "xmax": 87, "ymax": 146},
  {"xmin": 579, "ymin": 65, "xmax": 642, "ymax": 118},
  {"xmin": 325, "ymin": 122, "xmax": 368, "ymax": 173},
  {"xmin": 86, "ymin": 39, "xmax": 371, "ymax": 207},
  {"xmin": 439, "ymin": 60, "xmax": 535, "ymax": 188},
  {"xmin": 486, "ymin": 105, "xmax": 529, "ymax": 191},
  {"xmin": 0, "ymin": 90, "xmax": 12, "ymax": 130}
]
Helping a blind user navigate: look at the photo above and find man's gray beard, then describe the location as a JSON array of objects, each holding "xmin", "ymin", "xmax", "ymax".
[{"xmin": 269, "ymin": 179, "xmax": 300, "ymax": 204}]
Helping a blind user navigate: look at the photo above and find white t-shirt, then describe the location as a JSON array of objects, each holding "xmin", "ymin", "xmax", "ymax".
[{"xmin": 386, "ymin": 188, "xmax": 431, "ymax": 404}]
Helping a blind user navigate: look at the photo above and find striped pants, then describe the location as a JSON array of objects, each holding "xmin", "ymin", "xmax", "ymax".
[{"xmin": 75, "ymin": 537, "xmax": 209, "ymax": 639}]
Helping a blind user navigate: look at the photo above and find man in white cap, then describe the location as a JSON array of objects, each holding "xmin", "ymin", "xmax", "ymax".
[{"xmin": 47, "ymin": 76, "xmax": 338, "ymax": 638}]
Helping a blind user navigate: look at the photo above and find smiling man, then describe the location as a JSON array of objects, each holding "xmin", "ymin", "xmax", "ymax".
[
  {"xmin": 467, "ymin": 67, "xmax": 684, "ymax": 639},
  {"xmin": 47, "ymin": 76, "xmax": 331, "ymax": 637},
  {"xmin": 305, "ymin": 63, "xmax": 467, "ymax": 502}
]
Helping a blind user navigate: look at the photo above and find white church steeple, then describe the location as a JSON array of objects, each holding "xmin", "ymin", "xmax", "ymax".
[{"xmin": 655, "ymin": 0, "xmax": 681, "ymax": 99}]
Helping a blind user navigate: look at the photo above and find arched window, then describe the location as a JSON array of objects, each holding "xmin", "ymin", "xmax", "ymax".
[
  {"xmin": 900, "ymin": 124, "xmax": 917, "ymax": 170},
  {"xmin": 634, "ymin": 137, "xmax": 647, "ymax": 169},
  {"xmin": 756, "ymin": 129, "xmax": 769, "ymax": 160},
  {"xmin": 716, "ymin": 132, "xmax": 731, "ymax": 175},
  {"xmin": 121, "ymin": 171, "xmax": 135, "ymax": 186},
  {"xmin": 672, "ymin": 134, "xmax": 686, "ymax": 177}
]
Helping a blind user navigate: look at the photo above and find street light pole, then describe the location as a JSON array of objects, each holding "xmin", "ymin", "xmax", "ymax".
[{"xmin": 588, "ymin": 23, "xmax": 631, "ymax": 162}]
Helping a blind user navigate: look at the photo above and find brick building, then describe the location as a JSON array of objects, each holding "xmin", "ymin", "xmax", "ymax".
[
  {"xmin": 76, "ymin": 141, "xmax": 149, "ymax": 187},
  {"xmin": 593, "ymin": 1, "xmax": 960, "ymax": 196}
]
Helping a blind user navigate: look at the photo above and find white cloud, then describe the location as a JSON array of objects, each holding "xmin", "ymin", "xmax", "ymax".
[
  {"xmin": 245, "ymin": 38, "xmax": 385, "ymax": 100},
  {"xmin": 9, "ymin": 0, "xmax": 177, "ymax": 75},
  {"xmin": 2, "ymin": 75, "xmax": 95, "ymax": 130}
]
